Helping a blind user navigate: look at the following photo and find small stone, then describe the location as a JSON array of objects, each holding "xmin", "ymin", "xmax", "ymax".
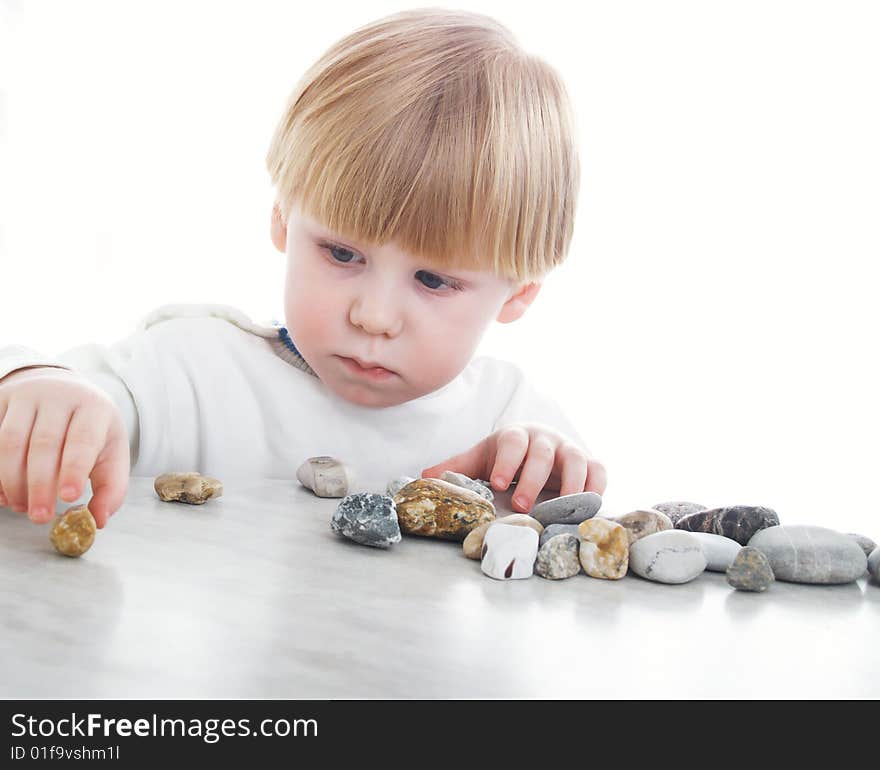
[
  {"xmin": 49, "ymin": 505, "xmax": 96, "ymax": 558},
  {"xmin": 868, "ymin": 547, "xmax": 880, "ymax": 580},
  {"xmin": 611, "ymin": 508, "xmax": 673, "ymax": 545},
  {"xmin": 535, "ymin": 534, "xmax": 581, "ymax": 580},
  {"xmin": 393, "ymin": 478, "xmax": 495, "ymax": 541},
  {"xmin": 480, "ymin": 523, "xmax": 538, "ymax": 580},
  {"xmin": 577, "ymin": 518, "xmax": 629, "ymax": 580},
  {"xmin": 531, "ymin": 491, "xmax": 602, "ymax": 526},
  {"xmin": 154, "ymin": 472, "xmax": 223, "ymax": 504},
  {"xmin": 331, "ymin": 493, "xmax": 401, "ymax": 548},
  {"xmin": 726, "ymin": 546, "xmax": 774, "ymax": 592},
  {"xmin": 675, "ymin": 505, "xmax": 779, "ymax": 545},
  {"xmin": 462, "ymin": 514, "xmax": 543, "ymax": 559},
  {"xmin": 748, "ymin": 525, "xmax": 867, "ymax": 584},
  {"xmin": 686, "ymin": 532, "xmax": 742, "ymax": 572},
  {"xmin": 386, "ymin": 476, "xmax": 416, "ymax": 497},
  {"xmin": 539, "ymin": 523, "xmax": 581, "ymax": 548},
  {"xmin": 652, "ymin": 501, "xmax": 707, "ymax": 526},
  {"xmin": 629, "ymin": 530, "xmax": 707, "ymax": 584},
  {"xmin": 846, "ymin": 533, "xmax": 877, "ymax": 558},
  {"xmin": 440, "ymin": 470, "xmax": 494, "ymax": 502},
  {"xmin": 296, "ymin": 456, "xmax": 351, "ymax": 498}
]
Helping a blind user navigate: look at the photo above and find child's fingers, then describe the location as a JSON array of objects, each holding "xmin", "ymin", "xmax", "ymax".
[
  {"xmin": 507, "ymin": 434, "xmax": 555, "ymax": 512},
  {"xmin": 87, "ymin": 433, "xmax": 130, "ymax": 528},
  {"xmin": 57, "ymin": 406, "xmax": 111, "ymax": 503},
  {"xmin": 26, "ymin": 404, "xmax": 74, "ymax": 523},
  {"xmin": 585, "ymin": 458, "xmax": 608, "ymax": 495},
  {"xmin": 488, "ymin": 426, "xmax": 529, "ymax": 491},
  {"xmin": 557, "ymin": 446, "xmax": 590, "ymax": 497},
  {"xmin": 0, "ymin": 400, "xmax": 37, "ymax": 512}
]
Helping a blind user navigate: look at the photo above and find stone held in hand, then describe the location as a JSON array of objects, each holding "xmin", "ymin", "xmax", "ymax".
[
  {"xmin": 747, "ymin": 525, "xmax": 867, "ymax": 584},
  {"xmin": 675, "ymin": 505, "xmax": 779, "ymax": 545},
  {"xmin": 440, "ymin": 470, "xmax": 494, "ymax": 502},
  {"xmin": 539, "ymin": 523, "xmax": 581, "ymax": 548},
  {"xmin": 386, "ymin": 476, "xmax": 416, "ymax": 497},
  {"xmin": 611, "ymin": 508, "xmax": 673, "ymax": 545},
  {"xmin": 154, "ymin": 472, "xmax": 223, "ymax": 504},
  {"xmin": 461, "ymin": 514, "xmax": 543, "ymax": 560},
  {"xmin": 531, "ymin": 491, "xmax": 602, "ymax": 526},
  {"xmin": 535, "ymin": 534, "xmax": 581, "ymax": 580},
  {"xmin": 49, "ymin": 505, "xmax": 96, "ymax": 558},
  {"xmin": 726, "ymin": 546, "xmax": 774, "ymax": 592},
  {"xmin": 628, "ymin": 530, "xmax": 707, "ymax": 584},
  {"xmin": 652, "ymin": 501, "xmax": 707, "ymax": 526},
  {"xmin": 331, "ymin": 493, "xmax": 401, "ymax": 548},
  {"xmin": 480, "ymin": 522, "xmax": 538, "ymax": 580},
  {"xmin": 393, "ymin": 478, "xmax": 495, "ymax": 541},
  {"xmin": 296, "ymin": 456, "xmax": 351, "ymax": 498},
  {"xmin": 577, "ymin": 518, "xmax": 629, "ymax": 580},
  {"xmin": 686, "ymin": 532, "xmax": 742, "ymax": 572}
]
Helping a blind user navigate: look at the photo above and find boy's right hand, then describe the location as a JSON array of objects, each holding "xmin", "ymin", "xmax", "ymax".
[{"xmin": 0, "ymin": 367, "xmax": 130, "ymax": 528}]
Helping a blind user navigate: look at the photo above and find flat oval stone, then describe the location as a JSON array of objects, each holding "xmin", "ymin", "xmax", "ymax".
[
  {"xmin": 154, "ymin": 472, "xmax": 223, "ymax": 504},
  {"xmin": 577, "ymin": 518, "xmax": 628, "ymax": 580},
  {"xmin": 534, "ymin": 534, "xmax": 581, "ymax": 580},
  {"xmin": 49, "ymin": 505, "xmax": 96, "ymax": 558},
  {"xmin": 393, "ymin": 478, "xmax": 495, "ymax": 541},
  {"xmin": 539, "ymin": 523, "xmax": 581, "ymax": 548},
  {"xmin": 611, "ymin": 509, "xmax": 673, "ymax": 545},
  {"xmin": 868, "ymin": 547, "xmax": 880, "ymax": 580},
  {"xmin": 747, "ymin": 525, "xmax": 867, "ymax": 584},
  {"xmin": 675, "ymin": 505, "xmax": 779, "ymax": 545},
  {"xmin": 297, "ymin": 456, "xmax": 351, "ymax": 498},
  {"xmin": 686, "ymin": 532, "xmax": 742, "ymax": 572},
  {"xmin": 726, "ymin": 546, "xmax": 774, "ymax": 591},
  {"xmin": 386, "ymin": 476, "xmax": 416, "ymax": 497},
  {"xmin": 531, "ymin": 492, "xmax": 602, "ymax": 526},
  {"xmin": 331, "ymin": 493, "xmax": 401, "ymax": 548},
  {"xmin": 652, "ymin": 501, "xmax": 707, "ymax": 526},
  {"xmin": 629, "ymin": 530, "xmax": 706, "ymax": 584},
  {"xmin": 461, "ymin": 514, "xmax": 543, "ymax": 560},
  {"xmin": 846, "ymin": 533, "xmax": 877, "ymax": 558},
  {"xmin": 480, "ymin": 524, "xmax": 538, "ymax": 580},
  {"xmin": 440, "ymin": 471, "xmax": 494, "ymax": 502}
]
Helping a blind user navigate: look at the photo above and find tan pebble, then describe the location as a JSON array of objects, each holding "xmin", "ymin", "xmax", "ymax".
[
  {"xmin": 154, "ymin": 472, "xmax": 223, "ymax": 505},
  {"xmin": 612, "ymin": 508, "xmax": 673, "ymax": 545},
  {"xmin": 461, "ymin": 514, "xmax": 543, "ymax": 560},
  {"xmin": 394, "ymin": 478, "xmax": 495, "ymax": 542},
  {"xmin": 578, "ymin": 518, "xmax": 629, "ymax": 579},
  {"xmin": 49, "ymin": 505, "xmax": 96, "ymax": 558}
]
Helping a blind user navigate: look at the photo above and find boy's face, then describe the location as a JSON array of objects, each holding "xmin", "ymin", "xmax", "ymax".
[{"xmin": 272, "ymin": 202, "xmax": 541, "ymax": 408}]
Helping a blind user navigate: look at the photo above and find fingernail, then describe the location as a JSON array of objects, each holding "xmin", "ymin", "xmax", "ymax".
[
  {"xmin": 61, "ymin": 485, "xmax": 78, "ymax": 499},
  {"xmin": 492, "ymin": 476, "xmax": 506, "ymax": 488},
  {"xmin": 30, "ymin": 506, "xmax": 48, "ymax": 521},
  {"xmin": 513, "ymin": 495, "xmax": 528, "ymax": 510}
]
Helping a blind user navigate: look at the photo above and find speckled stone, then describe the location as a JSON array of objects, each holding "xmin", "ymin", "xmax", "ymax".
[
  {"xmin": 612, "ymin": 509, "xmax": 673, "ymax": 545},
  {"xmin": 440, "ymin": 471, "xmax": 494, "ymax": 502},
  {"xmin": 480, "ymin": 524, "xmax": 538, "ymax": 580},
  {"xmin": 386, "ymin": 476, "xmax": 416, "ymax": 497},
  {"xmin": 539, "ymin": 523, "xmax": 581, "ymax": 548},
  {"xmin": 330, "ymin": 493, "xmax": 401, "ymax": 548},
  {"xmin": 748, "ymin": 525, "xmax": 868, "ymax": 584},
  {"xmin": 686, "ymin": 532, "xmax": 742, "ymax": 572},
  {"xmin": 651, "ymin": 501, "xmax": 707, "ymax": 526},
  {"xmin": 531, "ymin": 492, "xmax": 602, "ymax": 526},
  {"xmin": 154, "ymin": 472, "xmax": 223, "ymax": 504},
  {"xmin": 534, "ymin": 534, "xmax": 581, "ymax": 580},
  {"xmin": 847, "ymin": 533, "xmax": 877, "ymax": 558},
  {"xmin": 675, "ymin": 505, "xmax": 779, "ymax": 545},
  {"xmin": 726, "ymin": 546, "xmax": 774, "ymax": 592},
  {"xmin": 49, "ymin": 505, "xmax": 96, "ymax": 558},
  {"xmin": 393, "ymin": 478, "xmax": 495, "ymax": 542},
  {"xmin": 577, "ymin": 518, "xmax": 628, "ymax": 580},
  {"xmin": 868, "ymin": 547, "xmax": 880, "ymax": 580},
  {"xmin": 628, "ymin": 530, "xmax": 707, "ymax": 584},
  {"xmin": 461, "ymin": 514, "xmax": 543, "ymax": 560},
  {"xmin": 297, "ymin": 456, "xmax": 351, "ymax": 498}
]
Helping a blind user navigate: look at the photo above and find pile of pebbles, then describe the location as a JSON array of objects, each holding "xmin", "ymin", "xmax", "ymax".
[{"xmin": 298, "ymin": 455, "xmax": 880, "ymax": 592}]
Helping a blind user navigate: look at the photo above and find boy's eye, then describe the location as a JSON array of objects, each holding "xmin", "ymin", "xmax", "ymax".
[
  {"xmin": 321, "ymin": 242, "xmax": 462, "ymax": 292},
  {"xmin": 415, "ymin": 270, "xmax": 449, "ymax": 291},
  {"xmin": 327, "ymin": 244, "xmax": 357, "ymax": 264}
]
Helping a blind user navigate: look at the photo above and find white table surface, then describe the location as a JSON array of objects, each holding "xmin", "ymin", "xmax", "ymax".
[{"xmin": 1, "ymin": 476, "xmax": 878, "ymax": 699}]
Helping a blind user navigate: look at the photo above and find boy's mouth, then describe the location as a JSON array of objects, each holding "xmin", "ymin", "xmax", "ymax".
[{"xmin": 337, "ymin": 356, "xmax": 397, "ymax": 380}]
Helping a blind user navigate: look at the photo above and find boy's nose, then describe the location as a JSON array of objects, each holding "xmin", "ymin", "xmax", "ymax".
[{"xmin": 348, "ymin": 292, "xmax": 404, "ymax": 337}]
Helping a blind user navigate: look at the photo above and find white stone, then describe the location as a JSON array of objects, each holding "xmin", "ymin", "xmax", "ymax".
[
  {"xmin": 386, "ymin": 476, "xmax": 416, "ymax": 497},
  {"xmin": 686, "ymin": 532, "xmax": 742, "ymax": 572},
  {"xmin": 296, "ymin": 456, "xmax": 352, "ymax": 498},
  {"xmin": 628, "ymin": 530, "xmax": 707, "ymax": 584},
  {"xmin": 480, "ymin": 523, "xmax": 539, "ymax": 580}
]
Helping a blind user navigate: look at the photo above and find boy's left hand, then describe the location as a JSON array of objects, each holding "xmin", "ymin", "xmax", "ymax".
[{"xmin": 421, "ymin": 423, "xmax": 607, "ymax": 514}]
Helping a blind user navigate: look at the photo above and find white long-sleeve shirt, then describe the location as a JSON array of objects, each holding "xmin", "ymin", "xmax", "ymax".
[{"xmin": 0, "ymin": 304, "xmax": 587, "ymax": 486}]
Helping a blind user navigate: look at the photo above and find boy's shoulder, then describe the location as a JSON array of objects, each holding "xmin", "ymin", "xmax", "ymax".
[{"xmin": 138, "ymin": 303, "xmax": 278, "ymax": 339}]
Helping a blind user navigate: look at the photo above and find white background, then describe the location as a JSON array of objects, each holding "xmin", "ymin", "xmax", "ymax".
[{"xmin": 1, "ymin": 1, "xmax": 878, "ymax": 532}]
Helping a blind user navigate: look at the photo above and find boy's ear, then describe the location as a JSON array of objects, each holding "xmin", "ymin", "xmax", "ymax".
[
  {"xmin": 270, "ymin": 203, "xmax": 286, "ymax": 253},
  {"xmin": 496, "ymin": 281, "xmax": 542, "ymax": 324}
]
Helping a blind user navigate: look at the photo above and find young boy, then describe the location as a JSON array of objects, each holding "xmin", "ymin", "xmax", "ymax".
[{"xmin": 0, "ymin": 8, "xmax": 606, "ymax": 530}]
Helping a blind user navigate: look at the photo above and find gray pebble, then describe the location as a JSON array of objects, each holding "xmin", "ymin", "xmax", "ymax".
[
  {"xmin": 868, "ymin": 547, "xmax": 880, "ymax": 580},
  {"xmin": 652, "ymin": 501, "xmax": 707, "ymax": 526},
  {"xmin": 628, "ymin": 530, "xmax": 707, "ymax": 584},
  {"xmin": 748, "ymin": 525, "xmax": 867, "ymax": 584},
  {"xmin": 440, "ymin": 470, "xmax": 494, "ymax": 502},
  {"xmin": 539, "ymin": 523, "xmax": 581, "ymax": 548},
  {"xmin": 726, "ymin": 546, "xmax": 774, "ymax": 592},
  {"xmin": 530, "ymin": 492, "xmax": 602, "ymax": 526},
  {"xmin": 846, "ymin": 533, "xmax": 877, "ymax": 558},
  {"xmin": 534, "ymin": 534, "xmax": 581, "ymax": 580},
  {"xmin": 685, "ymin": 532, "xmax": 742, "ymax": 572},
  {"xmin": 331, "ymin": 493, "xmax": 401, "ymax": 548},
  {"xmin": 676, "ymin": 504, "xmax": 779, "ymax": 545}
]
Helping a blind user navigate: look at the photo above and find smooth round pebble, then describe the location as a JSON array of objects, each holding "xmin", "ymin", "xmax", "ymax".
[
  {"xmin": 868, "ymin": 547, "xmax": 880, "ymax": 580},
  {"xmin": 612, "ymin": 509, "xmax": 673, "ymax": 545},
  {"xmin": 441, "ymin": 471, "xmax": 494, "ymax": 502},
  {"xmin": 651, "ymin": 501, "xmax": 707, "ymax": 526},
  {"xmin": 748, "ymin": 525, "xmax": 867, "ymax": 584},
  {"xmin": 726, "ymin": 546, "xmax": 774, "ymax": 592},
  {"xmin": 49, "ymin": 506, "xmax": 96, "ymax": 557},
  {"xmin": 676, "ymin": 505, "xmax": 779, "ymax": 545},
  {"xmin": 628, "ymin": 530, "xmax": 706, "ymax": 584},
  {"xmin": 534, "ymin": 534, "xmax": 581, "ymax": 580},
  {"xmin": 539, "ymin": 523, "xmax": 581, "ymax": 548},
  {"xmin": 685, "ymin": 532, "xmax": 742, "ymax": 572},
  {"xmin": 531, "ymin": 492, "xmax": 602, "ymax": 526},
  {"xmin": 846, "ymin": 533, "xmax": 877, "ymax": 558}
]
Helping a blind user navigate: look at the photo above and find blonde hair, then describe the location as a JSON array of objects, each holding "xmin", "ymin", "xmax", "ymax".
[{"xmin": 266, "ymin": 7, "xmax": 580, "ymax": 283}]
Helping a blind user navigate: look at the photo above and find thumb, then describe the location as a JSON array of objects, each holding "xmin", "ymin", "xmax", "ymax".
[{"xmin": 422, "ymin": 438, "xmax": 490, "ymax": 482}]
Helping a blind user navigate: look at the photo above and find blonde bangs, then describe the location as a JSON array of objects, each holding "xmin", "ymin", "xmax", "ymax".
[{"xmin": 266, "ymin": 8, "xmax": 580, "ymax": 283}]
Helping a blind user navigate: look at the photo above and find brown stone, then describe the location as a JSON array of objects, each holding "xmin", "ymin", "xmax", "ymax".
[
  {"xmin": 393, "ymin": 478, "xmax": 495, "ymax": 541},
  {"xmin": 49, "ymin": 505, "xmax": 96, "ymax": 557},
  {"xmin": 612, "ymin": 508, "xmax": 674, "ymax": 545},
  {"xmin": 154, "ymin": 472, "xmax": 223, "ymax": 505},
  {"xmin": 462, "ymin": 514, "xmax": 543, "ymax": 559},
  {"xmin": 578, "ymin": 518, "xmax": 629, "ymax": 580}
]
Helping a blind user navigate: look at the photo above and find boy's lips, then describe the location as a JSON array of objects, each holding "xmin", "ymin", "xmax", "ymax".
[{"xmin": 337, "ymin": 355, "xmax": 397, "ymax": 380}]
